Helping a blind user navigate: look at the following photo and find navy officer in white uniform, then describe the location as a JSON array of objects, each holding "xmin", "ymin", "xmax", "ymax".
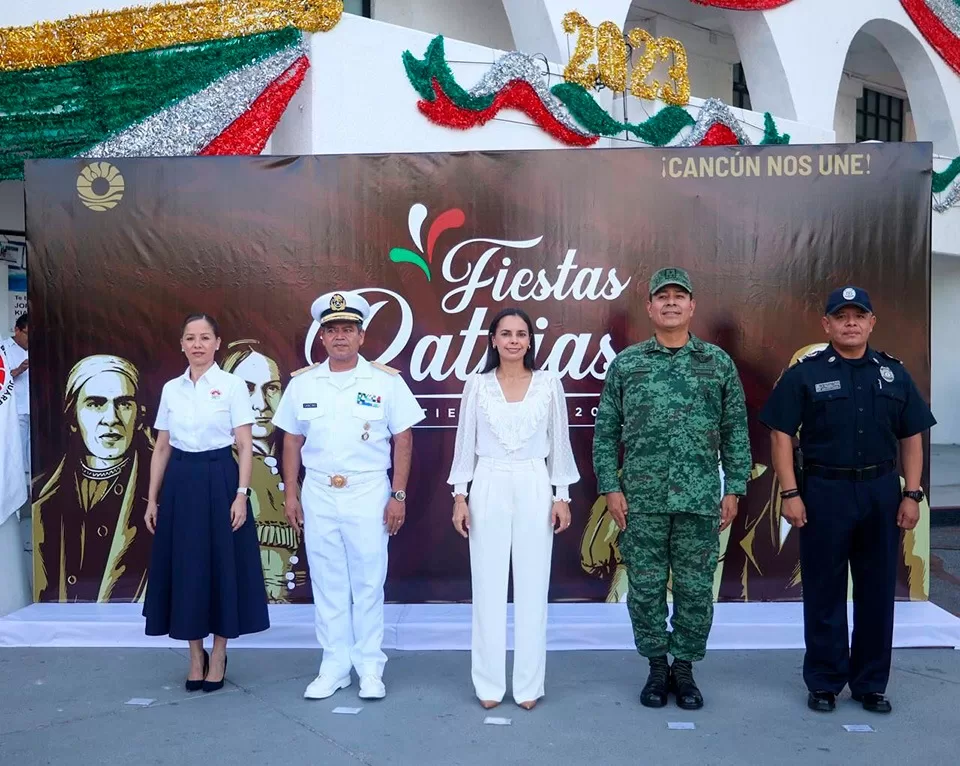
[{"xmin": 273, "ymin": 291, "xmax": 424, "ymax": 700}]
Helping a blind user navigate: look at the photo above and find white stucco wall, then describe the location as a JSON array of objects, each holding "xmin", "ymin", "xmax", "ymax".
[
  {"xmin": 373, "ymin": 0, "xmax": 515, "ymax": 52},
  {"xmin": 932, "ymin": 253, "xmax": 960, "ymax": 445}
]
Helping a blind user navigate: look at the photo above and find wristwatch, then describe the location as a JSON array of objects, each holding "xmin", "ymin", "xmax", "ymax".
[
  {"xmin": 902, "ymin": 489, "xmax": 924, "ymax": 502},
  {"xmin": 391, "ymin": 490, "xmax": 407, "ymax": 502},
  {"xmin": 236, "ymin": 487, "xmax": 250, "ymax": 497}
]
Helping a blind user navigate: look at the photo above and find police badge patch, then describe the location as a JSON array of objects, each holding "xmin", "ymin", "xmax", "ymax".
[{"xmin": 880, "ymin": 366, "xmax": 895, "ymax": 383}]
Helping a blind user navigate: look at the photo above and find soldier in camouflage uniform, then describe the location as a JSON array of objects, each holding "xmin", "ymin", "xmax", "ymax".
[{"xmin": 593, "ymin": 267, "xmax": 751, "ymax": 710}]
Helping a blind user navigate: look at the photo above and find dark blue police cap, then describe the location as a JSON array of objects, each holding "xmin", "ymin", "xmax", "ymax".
[{"xmin": 824, "ymin": 286, "xmax": 873, "ymax": 316}]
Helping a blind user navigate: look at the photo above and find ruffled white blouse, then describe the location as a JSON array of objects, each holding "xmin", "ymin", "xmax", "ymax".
[{"xmin": 447, "ymin": 370, "xmax": 580, "ymax": 500}]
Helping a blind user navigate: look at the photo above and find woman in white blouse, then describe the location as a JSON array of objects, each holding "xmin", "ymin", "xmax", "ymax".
[
  {"xmin": 448, "ymin": 308, "xmax": 579, "ymax": 710},
  {"xmin": 142, "ymin": 313, "xmax": 269, "ymax": 693}
]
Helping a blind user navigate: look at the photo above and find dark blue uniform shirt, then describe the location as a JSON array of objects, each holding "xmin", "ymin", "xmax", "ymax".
[{"xmin": 759, "ymin": 345, "xmax": 936, "ymax": 468}]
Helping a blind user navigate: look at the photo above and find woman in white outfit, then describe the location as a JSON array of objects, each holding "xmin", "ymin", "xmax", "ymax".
[{"xmin": 447, "ymin": 308, "xmax": 579, "ymax": 710}]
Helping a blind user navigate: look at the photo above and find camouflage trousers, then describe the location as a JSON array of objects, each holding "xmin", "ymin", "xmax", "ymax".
[{"xmin": 620, "ymin": 512, "xmax": 719, "ymax": 662}]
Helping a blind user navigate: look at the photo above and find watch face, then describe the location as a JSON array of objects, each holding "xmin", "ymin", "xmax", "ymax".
[{"xmin": 393, "ymin": 490, "xmax": 406, "ymax": 501}]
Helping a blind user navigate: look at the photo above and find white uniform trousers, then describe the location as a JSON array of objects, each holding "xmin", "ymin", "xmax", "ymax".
[
  {"xmin": 18, "ymin": 414, "xmax": 30, "ymax": 519},
  {"xmin": 469, "ymin": 457, "xmax": 554, "ymax": 704},
  {"xmin": 301, "ymin": 471, "xmax": 390, "ymax": 679}
]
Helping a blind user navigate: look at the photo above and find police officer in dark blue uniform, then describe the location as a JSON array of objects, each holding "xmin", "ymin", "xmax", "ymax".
[{"xmin": 759, "ymin": 286, "xmax": 935, "ymax": 715}]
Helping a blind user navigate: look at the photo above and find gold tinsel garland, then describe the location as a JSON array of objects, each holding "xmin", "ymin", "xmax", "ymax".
[{"xmin": 0, "ymin": 0, "xmax": 343, "ymax": 71}]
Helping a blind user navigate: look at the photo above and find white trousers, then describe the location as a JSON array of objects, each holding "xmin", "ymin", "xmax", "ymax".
[
  {"xmin": 17, "ymin": 414, "xmax": 30, "ymax": 520},
  {"xmin": 469, "ymin": 457, "xmax": 554, "ymax": 704},
  {"xmin": 301, "ymin": 472, "xmax": 390, "ymax": 679},
  {"xmin": 0, "ymin": 512, "xmax": 31, "ymax": 616},
  {"xmin": 19, "ymin": 413, "xmax": 30, "ymax": 476}
]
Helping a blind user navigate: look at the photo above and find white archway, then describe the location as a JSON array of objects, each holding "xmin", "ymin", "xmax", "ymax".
[
  {"xmin": 850, "ymin": 18, "xmax": 959, "ymax": 155},
  {"xmin": 501, "ymin": 0, "xmax": 633, "ymax": 65},
  {"xmin": 723, "ymin": 8, "xmax": 797, "ymax": 120}
]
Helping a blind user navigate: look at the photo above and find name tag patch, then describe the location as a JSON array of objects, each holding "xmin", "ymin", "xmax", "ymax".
[
  {"xmin": 303, "ymin": 402, "xmax": 318, "ymax": 409},
  {"xmin": 357, "ymin": 392, "xmax": 382, "ymax": 407},
  {"xmin": 815, "ymin": 380, "xmax": 841, "ymax": 393}
]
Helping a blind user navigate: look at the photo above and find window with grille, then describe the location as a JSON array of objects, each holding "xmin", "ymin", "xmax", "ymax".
[
  {"xmin": 733, "ymin": 63, "xmax": 751, "ymax": 111},
  {"xmin": 856, "ymin": 88, "xmax": 904, "ymax": 142}
]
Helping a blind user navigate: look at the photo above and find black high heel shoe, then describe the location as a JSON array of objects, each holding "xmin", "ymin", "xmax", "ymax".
[
  {"xmin": 202, "ymin": 653, "xmax": 227, "ymax": 693},
  {"xmin": 185, "ymin": 649, "xmax": 209, "ymax": 692}
]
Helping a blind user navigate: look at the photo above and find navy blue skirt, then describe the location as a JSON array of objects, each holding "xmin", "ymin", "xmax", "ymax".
[{"xmin": 143, "ymin": 446, "xmax": 269, "ymax": 641}]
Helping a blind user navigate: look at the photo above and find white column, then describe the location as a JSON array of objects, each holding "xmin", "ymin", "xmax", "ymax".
[{"xmin": 501, "ymin": 0, "xmax": 634, "ymax": 65}]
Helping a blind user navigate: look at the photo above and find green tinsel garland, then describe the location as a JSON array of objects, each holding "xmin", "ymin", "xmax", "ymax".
[
  {"xmin": 933, "ymin": 156, "xmax": 960, "ymax": 194},
  {"xmin": 402, "ymin": 36, "xmax": 494, "ymax": 111},
  {"xmin": 759, "ymin": 112, "xmax": 790, "ymax": 145},
  {"xmin": 550, "ymin": 83, "xmax": 694, "ymax": 144},
  {"xmin": 0, "ymin": 28, "xmax": 300, "ymax": 181}
]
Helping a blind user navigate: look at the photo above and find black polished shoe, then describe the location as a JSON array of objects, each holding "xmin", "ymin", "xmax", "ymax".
[
  {"xmin": 807, "ymin": 691, "xmax": 836, "ymax": 712},
  {"xmin": 640, "ymin": 656, "xmax": 670, "ymax": 708},
  {"xmin": 669, "ymin": 660, "xmax": 704, "ymax": 710},
  {"xmin": 852, "ymin": 692, "xmax": 892, "ymax": 713},
  {"xmin": 185, "ymin": 649, "xmax": 209, "ymax": 692},
  {"xmin": 202, "ymin": 654, "xmax": 227, "ymax": 693}
]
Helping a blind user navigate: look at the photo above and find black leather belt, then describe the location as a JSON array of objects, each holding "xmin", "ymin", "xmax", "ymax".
[{"xmin": 804, "ymin": 460, "xmax": 896, "ymax": 482}]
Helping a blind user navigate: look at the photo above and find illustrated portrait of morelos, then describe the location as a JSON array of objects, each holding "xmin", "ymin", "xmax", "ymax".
[{"xmin": 221, "ymin": 339, "xmax": 307, "ymax": 602}]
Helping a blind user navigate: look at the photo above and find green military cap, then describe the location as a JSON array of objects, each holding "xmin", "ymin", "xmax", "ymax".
[{"xmin": 649, "ymin": 267, "xmax": 693, "ymax": 296}]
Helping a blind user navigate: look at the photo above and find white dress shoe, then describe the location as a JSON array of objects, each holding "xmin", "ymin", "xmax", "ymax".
[
  {"xmin": 304, "ymin": 673, "xmax": 351, "ymax": 699},
  {"xmin": 358, "ymin": 675, "xmax": 386, "ymax": 699}
]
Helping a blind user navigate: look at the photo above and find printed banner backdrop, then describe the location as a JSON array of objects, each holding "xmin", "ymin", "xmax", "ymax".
[{"xmin": 24, "ymin": 145, "xmax": 932, "ymax": 605}]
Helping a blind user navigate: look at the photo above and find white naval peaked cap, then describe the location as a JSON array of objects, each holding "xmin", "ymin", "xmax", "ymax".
[{"xmin": 310, "ymin": 290, "xmax": 371, "ymax": 326}]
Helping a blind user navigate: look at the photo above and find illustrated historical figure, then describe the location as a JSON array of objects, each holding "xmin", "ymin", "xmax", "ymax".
[
  {"xmin": 34, "ymin": 355, "xmax": 153, "ymax": 602},
  {"xmin": 222, "ymin": 339, "xmax": 306, "ymax": 602}
]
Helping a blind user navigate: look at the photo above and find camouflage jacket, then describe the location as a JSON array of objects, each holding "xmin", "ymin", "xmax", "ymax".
[{"xmin": 593, "ymin": 334, "xmax": 751, "ymax": 515}]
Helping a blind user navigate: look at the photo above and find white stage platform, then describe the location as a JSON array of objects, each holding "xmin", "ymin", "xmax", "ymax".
[{"xmin": 2, "ymin": 602, "xmax": 959, "ymax": 650}]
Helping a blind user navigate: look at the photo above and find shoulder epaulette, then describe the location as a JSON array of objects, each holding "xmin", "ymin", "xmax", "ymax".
[
  {"xmin": 371, "ymin": 361, "xmax": 399, "ymax": 375},
  {"xmin": 797, "ymin": 347, "xmax": 826, "ymax": 363},
  {"xmin": 877, "ymin": 350, "xmax": 903, "ymax": 364},
  {"xmin": 290, "ymin": 362, "xmax": 320, "ymax": 378}
]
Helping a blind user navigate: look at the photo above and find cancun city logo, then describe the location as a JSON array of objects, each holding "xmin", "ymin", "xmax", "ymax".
[
  {"xmin": 389, "ymin": 203, "xmax": 465, "ymax": 282},
  {"xmin": 77, "ymin": 162, "xmax": 125, "ymax": 211}
]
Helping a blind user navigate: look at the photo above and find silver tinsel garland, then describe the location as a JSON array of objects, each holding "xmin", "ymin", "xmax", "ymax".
[
  {"xmin": 82, "ymin": 42, "xmax": 306, "ymax": 158},
  {"xmin": 468, "ymin": 50, "xmax": 592, "ymax": 137},
  {"xmin": 927, "ymin": 0, "xmax": 960, "ymax": 34},
  {"xmin": 673, "ymin": 98, "xmax": 753, "ymax": 147},
  {"xmin": 934, "ymin": 180, "xmax": 960, "ymax": 213}
]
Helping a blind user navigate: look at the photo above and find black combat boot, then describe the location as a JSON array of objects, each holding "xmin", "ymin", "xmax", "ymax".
[
  {"xmin": 640, "ymin": 656, "xmax": 669, "ymax": 708},
  {"xmin": 669, "ymin": 659, "xmax": 704, "ymax": 710}
]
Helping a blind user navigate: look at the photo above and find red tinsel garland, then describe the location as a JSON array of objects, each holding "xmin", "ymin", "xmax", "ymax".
[
  {"xmin": 418, "ymin": 78, "xmax": 598, "ymax": 147},
  {"xmin": 698, "ymin": 124, "xmax": 740, "ymax": 146},
  {"xmin": 690, "ymin": 0, "xmax": 794, "ymax": 9},
  {"xmin": 201, "ymin": 55, "xmax": 310, "ymax": 155},
  {"xmin": 900, "ymin": 0, "xmax": 960, "ymax": 75}
]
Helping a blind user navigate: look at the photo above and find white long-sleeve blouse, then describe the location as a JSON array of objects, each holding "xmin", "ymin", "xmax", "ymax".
[{"xmin": 446, "ymin": 370, "xmax": 580, "ymax": 500}]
